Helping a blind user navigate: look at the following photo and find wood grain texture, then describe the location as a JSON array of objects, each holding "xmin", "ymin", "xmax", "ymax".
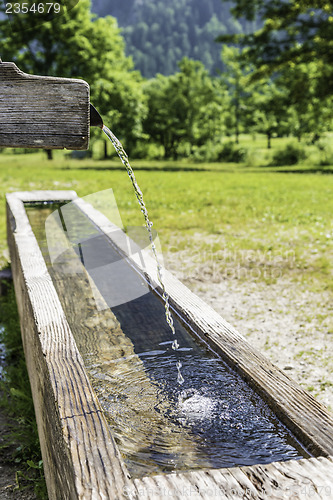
[
  {"xmin": 7, "ymin": 191, "xmax": 130, "ymax": 499},
  {"xmin": 0, "ymin": 62, "xmax": 89, "ymax": 150},
  {"xmin": 7, "ymin": 190, "xmax": 333, "ymax": 499},
  {"xmin": 133, "ymin": 456, "xmax": 333, "ymax": 499}
]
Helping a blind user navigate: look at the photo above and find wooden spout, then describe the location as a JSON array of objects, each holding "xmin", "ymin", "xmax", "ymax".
[{"xmin": 0, "ymin": 62, "xmax": 90, "ymax": 150}]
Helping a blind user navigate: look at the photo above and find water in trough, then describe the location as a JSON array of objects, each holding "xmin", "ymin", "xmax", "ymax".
[{"xmin": 26, "ymin": 199, "xmax": 309, "ymax": 478}]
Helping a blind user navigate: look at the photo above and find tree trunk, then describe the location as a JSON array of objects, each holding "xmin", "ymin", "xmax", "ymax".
[
  {"xmin": 311, "ymin": 133, "xmax": 320, "ymax": 144},
  {"xmin": 164, "ymin": 144, "xmax": 171, "ymax": 159},
  {"xmin": 45, "ymin": 149, "xmax": 53, "ymax": 160},
  {"xmin": 235, "ymin": 100, "xmax": 240, "ymax": 144},
  {"xmin": 267, "ymin": 133, "xmax": 271, "ymax": 149},
  {"xmin": 104, "ymin": 139, "xmax": 108, "ymax": 159}
]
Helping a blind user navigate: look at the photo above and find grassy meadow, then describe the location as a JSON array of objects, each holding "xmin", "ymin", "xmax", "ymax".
[{"xmin": 0, "ymin": 134, "xmax": 332, "ymax": 294}]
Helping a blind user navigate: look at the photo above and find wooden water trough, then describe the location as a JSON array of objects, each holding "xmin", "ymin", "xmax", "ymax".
[{"xmin": 6, "ymin": 190, "xmax": 333, "ymax": 500}]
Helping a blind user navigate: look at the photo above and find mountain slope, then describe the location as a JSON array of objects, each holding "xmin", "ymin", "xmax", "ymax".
[{"xmin": 91, "ymin": 0, "xmax": 254, "ymax": 77}]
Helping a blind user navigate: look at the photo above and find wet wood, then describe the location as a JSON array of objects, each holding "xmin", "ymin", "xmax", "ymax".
[
  {"xmin": 0, "ymin": 62, "xmax": 89, "ymax": 150},
  {"xmin": 133, "ymin": 456, "xmax": 333, "ymax": 499},
  {"xmin": 6, "ymin": 190, "xmax": 333, "ymax": 499}
]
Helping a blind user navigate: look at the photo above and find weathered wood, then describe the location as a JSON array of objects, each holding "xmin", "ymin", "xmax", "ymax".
[
  {"xmin": 133, "ymin": 456, "xmax": 333, "ymax": 499},
  {"xmin": 0, "ymin": 62, "xmax": 89, "ymax": 150},
  {"xmin": 6, "ymin": 191, "xmax": 130, "ymax": 499},
  {"xmin": 6, "ymin": 190, "xmax": 333, "ymax": 499}
]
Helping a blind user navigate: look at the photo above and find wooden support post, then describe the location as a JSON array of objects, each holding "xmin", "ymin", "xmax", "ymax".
[{"xmin": 0, "ymin": 62, "xmax": 89, "ymax": 150}]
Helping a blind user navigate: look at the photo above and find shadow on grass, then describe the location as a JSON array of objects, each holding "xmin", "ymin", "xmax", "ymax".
[
  {"xmin": 58, "ymin": 161, "xmax": 333, "ymax": 175},
  {"xmin": 59, "ymin": 165, "xmax": 212, "ymax": 172},
  {"xmin": 267, "ymin": 167, "xmax": 333, "ymax": 174},
  {"xmin": 61, "ymin": 165, "xmax": 333, "ymax": 174}
]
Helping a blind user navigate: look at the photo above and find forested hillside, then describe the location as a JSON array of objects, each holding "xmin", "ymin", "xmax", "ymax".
[
  {"xmin": 91, "ymin": 0, "xmax": 255, "ymax": 77},
  {"xmin": 2, "ymin": 0, "xmax": 330, "ymax": 162}
]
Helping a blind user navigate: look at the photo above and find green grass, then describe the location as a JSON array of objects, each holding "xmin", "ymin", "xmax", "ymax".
[
  {"xmin": 0, "ymin": 141, "xmax": 332, "ymax": 291},
  {"xmin": 0, "ymin": 285, "xmax": 48, "ymax": 498}
]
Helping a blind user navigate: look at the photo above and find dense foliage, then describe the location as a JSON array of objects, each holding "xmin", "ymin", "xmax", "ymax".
[
  {"xmin": 142, "ymin": 58, "xmax": 226, "ymax": 159},
  {"xmin": 0, "ymin": 0, "xmax": 147, "ymax": 153},
  {"xmin": 0, "ymin": 0, "xmax": 332, "ymax": 161},
  {"xmin": 91, "ymin": 0, "xmax": 255, "ymax": 77},
  {"xmin": 141, "ymin": 45, "xmax": 332, "ymax": 158},
  {"xmin": 218, "ymin": 0, "xmax": 333, "ymax": 99}
]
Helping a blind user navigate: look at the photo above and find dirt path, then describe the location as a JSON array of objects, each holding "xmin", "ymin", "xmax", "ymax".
[{"xmin": 165, "ymin": 248, "xmax": 333, "ymax": 411}]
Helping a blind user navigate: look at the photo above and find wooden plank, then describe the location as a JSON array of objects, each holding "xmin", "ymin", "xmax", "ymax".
[
  {"xmin": 0, "ymin": 62, "xmax": 89, "ymax": 150},
  {"xmin": 7, "ymin": 189, "xmax": 77, "ymax": 203},
  {"xmin": 76, "ymin": 196, "xmax": 333, "ymax": 457},
  {"xmin": 133, "ymin": 457, "xmax": 333, "ymax": 499},
  {"xmin": 6, "ymin": 191, "xmax": 130, "ymax": 499}
]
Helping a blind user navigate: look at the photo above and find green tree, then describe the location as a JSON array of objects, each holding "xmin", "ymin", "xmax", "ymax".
[
  {"xmin": 143, "ymin": 74, "xmax": 186, "ymax": 159},
  {"xmin": 218, "ymin": 0, "xmax": 333, "ymax": 98},
  {"xmin": 0, "ymin": 0, "xmax": 146, "ymax": 157},
  {"xmin": 276, "ymin": 63, "xmax": 333, "ymax": 143},
  {"xmin": 250, "ymin": 80, "xmax": 288, "ymax": 149},
  {"xmin": 220, "ymin": 46, "xmax": 253, "ymax": 143},
  {"xmin": 143, "ymin": 58, "xmax": 221, "ymax": 159}
]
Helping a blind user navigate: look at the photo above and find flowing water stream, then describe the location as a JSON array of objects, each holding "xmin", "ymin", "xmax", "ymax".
[{"xmin": 102, "ymin": 125, "xmax": 184, "ymax": 384}]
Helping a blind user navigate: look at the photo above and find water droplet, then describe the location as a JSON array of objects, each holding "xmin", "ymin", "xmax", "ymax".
[
  {"xmin": 172, "ymin": 339, "xmax": 179, "ymax": 350},
  {"xmin": 176, "ymin": 361, "xmax": 184, "ymax": 385}
]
